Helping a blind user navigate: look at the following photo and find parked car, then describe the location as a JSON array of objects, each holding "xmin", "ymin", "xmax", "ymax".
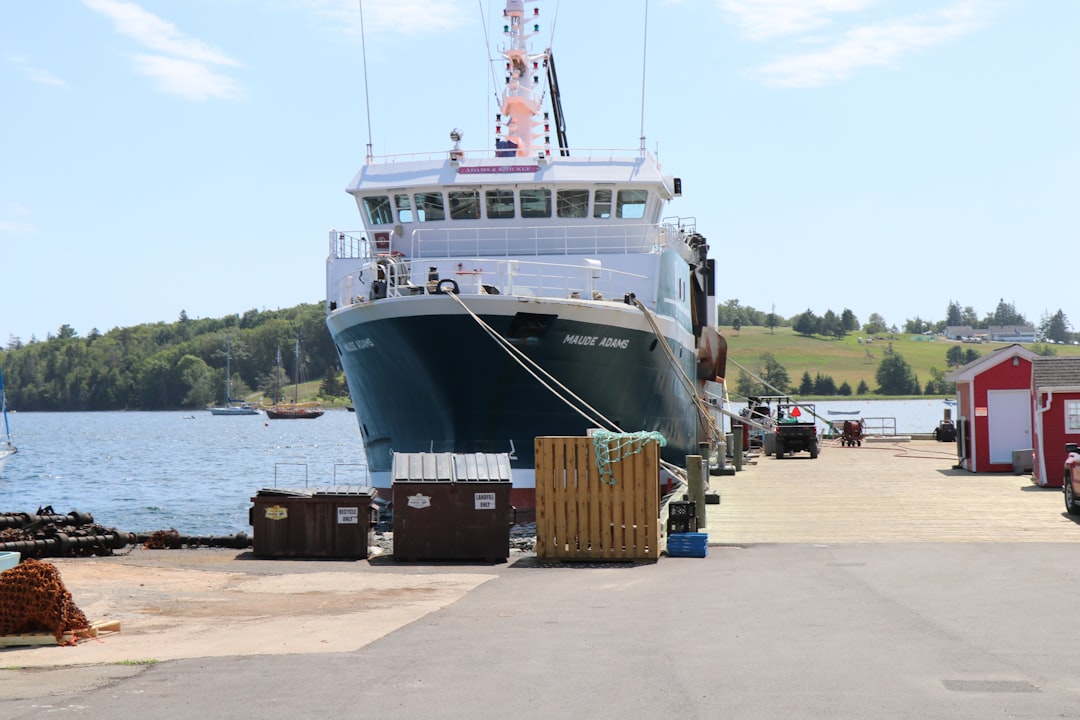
[{"xmin": 1064, "ymin": 443, "xmax": 1080, "ymax": 514}]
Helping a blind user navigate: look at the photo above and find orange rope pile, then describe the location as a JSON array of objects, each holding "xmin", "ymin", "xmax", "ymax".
[{"xmin": 0, "ymin": 558, "xmax": 89, "ymax": 644}]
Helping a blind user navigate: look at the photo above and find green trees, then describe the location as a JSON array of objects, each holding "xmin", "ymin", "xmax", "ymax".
[
  {"xmin": 319, "ymin": 368, "xmax": 347, "ymax": 399},
  {"xmin": 716, "ymin": 299, "xmax": 774, "ymax": 328},
  {"xmin": 876, "ymin": 353, "xmax": 921, "ymax": 395},
  {"xmin": 923, "ymin": 367, "xmax": 955, "ymax": 396},
  {"xmin": 177, "ymin": 354, "xmax": 216, "ymax": 408},
  {"xmin": 1039, "ymin": 310, "xmax": 1071, "ymax": 344},
  {"xmin": 863, "ymin": 313, "xmax": 887, "ymax": 335},
  {"xmin": 736, "ymin": 353, "xmax": 791, "ymax": 397},
  {"xmin": 0, "ymin": 303, "xmax": 333, "ymax": 411}
]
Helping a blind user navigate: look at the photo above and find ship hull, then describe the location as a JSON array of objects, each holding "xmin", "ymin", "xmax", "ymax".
[{"xmin": 329, "ymin": 294, "xmax": 700, "ymax": 505}]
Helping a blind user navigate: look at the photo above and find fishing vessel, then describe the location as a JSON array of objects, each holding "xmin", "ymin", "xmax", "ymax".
[
  {"xmin": 265, "ymin": 339, "xmax": 324, "ymax": 420},
  {"xmin": 324, "ymin": 1, "xmax": 725, "ymax": 507},
  {"xmin": 0, "ymin": 367, "xmax": 15, "ymax": 471},
  {"xmin": 209, "ymin": 337, "xmax": 260, "ymax": 416}
]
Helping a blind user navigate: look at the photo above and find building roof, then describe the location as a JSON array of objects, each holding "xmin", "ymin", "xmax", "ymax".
[
  {"xmin": 987, "ymin": 325, "xmax": 1036, "ymax": 336},
  {"xmin": 1032, "ymin": 356, "xmax": 1080, "ymax": 391},
  {"xmin": 945, "ymin": 343, "xmax": 1039, "ymax": 383},
  {"xmin": 945, "ymin": 325, "xmax": 976, "ymax": 337}
]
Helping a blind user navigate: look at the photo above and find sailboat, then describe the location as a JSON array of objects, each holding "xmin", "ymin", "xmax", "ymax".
[
  {"xmin": 0, "ymin": 367, "xmax": 16, "ymax": 471},
  {"xmin": 209, "ymin": 337, "xmax": 260, "ymax": 415},
  {"xmin": 265, "ymin": 338, "xmax": 324, "ymax": 419}
]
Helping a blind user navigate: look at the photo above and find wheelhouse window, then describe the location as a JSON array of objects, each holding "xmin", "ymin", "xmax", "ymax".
[
  {"xmin": 362, "ymin": 196, "xmax": 394, "ymax": 225},
  {"xmin": 448, "ymin": 190, "xmax": 481, "ymax": 220},
  {"xmin": 1067, "ymin": 400, "xmax": 1080, "ymax": 433},
  {"xmin": 485, "ymin": 189, "xmax": 515, "ymax": 219},
  {"xmin": 394, "ymin": 194, "xmax": 414, "ymax": 223},
  {"xmin": 414, "ymin": 192, "xmax": 445, "ymax": 222},
  {"xmin": 520, "ymin": 188, "xmax": 551, "ymax": 218},
  {"xmin": 616, "ymin": 190, "xmax": 648, "ymax": 219},
  {"xmin": 557, "ymin": 189, "xmax": 589, "ymax": 218},
  {"xmin": 593, "ymin": 189, "xmax": 612, "ymax": 219}
]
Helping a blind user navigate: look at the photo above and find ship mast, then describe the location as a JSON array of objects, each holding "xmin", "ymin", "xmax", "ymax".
[{"xmin": 495, "ymin": 0, "xmax": 551, "ymax": 159}]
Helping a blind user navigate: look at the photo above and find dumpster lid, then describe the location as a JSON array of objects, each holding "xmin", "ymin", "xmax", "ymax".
[
  {"xmin": 392, "ymin": 452, "xmax": 512, "ymax": 483},
  {"xmin": 255, "ymin": 486, "xmax": 376, "ymax": 498}
]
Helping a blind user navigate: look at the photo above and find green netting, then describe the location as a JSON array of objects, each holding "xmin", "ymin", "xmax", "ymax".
[{"xmin": 592, "ymin": 430, "xmax": 667, "ymax": 484}]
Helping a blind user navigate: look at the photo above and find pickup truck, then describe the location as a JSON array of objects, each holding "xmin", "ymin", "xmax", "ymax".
[{"xmin": 774, "ymin": 403, "xmax": 820, "ymax": 459}]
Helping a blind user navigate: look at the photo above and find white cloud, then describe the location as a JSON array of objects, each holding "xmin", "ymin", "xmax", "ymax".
[
  {"xmin": 7, "ymin": 54, "xmax": 66, "ymax": 87},
  {"xmin": 308, "ymin": 0, "xmax": 465, "ymax": 38},
  {"xmin": 133, "ymin": 54, "xmax": 244, "ymax": 101},
  {"xmin": 0, "ymin": 221, "xmax": 36, "ymax": 235},
  {"xmin": 82, "ymin": 0, "xmax": 244, "ymax": 100},
  {"xmin": 721, "ymin": 0, "xmax": 878, "ymax": 40},
  {"xmin": 757, "ymin": 1, "xmax": 986, "ymax": 87}
]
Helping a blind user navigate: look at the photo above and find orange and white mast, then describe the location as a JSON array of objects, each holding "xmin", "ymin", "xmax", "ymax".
[{"xmin": 496, "ymin": 1, "xmax": 550, "ymax": 158}]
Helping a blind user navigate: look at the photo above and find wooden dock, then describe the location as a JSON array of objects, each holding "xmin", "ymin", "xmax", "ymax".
[{"xmin": 705, "ymin": 439, "xmax": 1079, "ymax": 544}]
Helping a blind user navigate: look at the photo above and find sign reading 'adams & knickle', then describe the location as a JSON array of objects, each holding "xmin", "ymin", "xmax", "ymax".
[{"xmin": 456, "ymin": 165, "xmax": 539, "ymax": 174}]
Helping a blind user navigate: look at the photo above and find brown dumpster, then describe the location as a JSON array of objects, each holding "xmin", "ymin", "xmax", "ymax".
[
  {"xmin": 250, "ymin": 487, "xmax": 377, "ymax": 559},
  {"xmin": 392, "ymin": 452, "xmax": 512, "ymax": 562}
]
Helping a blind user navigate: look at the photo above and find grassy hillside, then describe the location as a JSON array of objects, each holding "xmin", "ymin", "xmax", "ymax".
[{"xmin": 722, "ymin": 326, "xmax": 1080, "ymax": 397}]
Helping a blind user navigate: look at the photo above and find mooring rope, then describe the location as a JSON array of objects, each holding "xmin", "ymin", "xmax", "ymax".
[
  {"xmin": 444, "ymin": 291, "xmax": 621, "ymax": 432},
  {"xmin": 445, "ymin": 291, "xmax": 699, "ymax": 484},
  {"xmin": 630, "ymin": 298, "xmax": 722, "ymax": 445}
]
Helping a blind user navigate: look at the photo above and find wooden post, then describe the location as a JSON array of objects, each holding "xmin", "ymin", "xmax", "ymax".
[
  {"xmin": 687, "ymin": 454, "xmax": 705, "ymax": 529},
  {"xmin": 733, "ymin": 425, "xmax": 743, "ymax": 471}
]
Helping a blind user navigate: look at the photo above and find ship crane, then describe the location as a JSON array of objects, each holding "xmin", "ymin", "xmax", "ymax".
[{"xmin": 545, "ymin": 50, "xmax": 569, "ymax": 156}]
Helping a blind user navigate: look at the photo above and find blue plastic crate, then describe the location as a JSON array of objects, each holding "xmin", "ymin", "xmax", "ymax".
[{"xmin": 666, "ymin": 532, "xmax": 707, "ymax": 558}]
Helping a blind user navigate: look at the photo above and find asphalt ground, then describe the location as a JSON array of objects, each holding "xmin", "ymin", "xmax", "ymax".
[{"xmin": 3, "ymin": 438, "xmax": 1080, "ymax": 719}]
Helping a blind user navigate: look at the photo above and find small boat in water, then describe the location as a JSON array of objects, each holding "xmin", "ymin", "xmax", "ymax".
[
  {"xmin": 266, "ymin": 338, "xmax": 324, "ymax": 420},
  {"xmin": 209, "ymin": 337, "xmax": 260, "ymax": 416},
  {"xmin": 827, "ymin": 410, "xmax": 861, "ymax": 415},
  {"xmin": 0, "ymin": 367, "xmax": 16, "ymax": 471},
  {"xmin": 324, "ymin": 1, "xmax": 724, "ymax": 508}
]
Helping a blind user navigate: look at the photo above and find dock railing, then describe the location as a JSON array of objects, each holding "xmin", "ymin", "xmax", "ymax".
[{"xmin": 861, "ymin": 417, "xmax": 898, "ymax": 436}]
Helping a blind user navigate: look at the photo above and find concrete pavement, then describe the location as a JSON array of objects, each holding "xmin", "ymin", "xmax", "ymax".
[{"xmin": 3, "ymin": 437, "xmax": 1080, "ymax": 718}]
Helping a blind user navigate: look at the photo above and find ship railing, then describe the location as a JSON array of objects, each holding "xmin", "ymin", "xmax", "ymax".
[
  {"xmin": 329, "ymin": 226, "xmax": 664, "ymax": 261},
  {"xmin": 329, "ymin": 257, "xmax": 648, "ymax": 307},
  {"xmin": 364, "ymin": 146, "xmax": 653, "ymax": 165},
  {"xmin": 404, "ymin": 224, "xmax": 660, "ymax": 258},
  {"xmin": 331, "ymin": 231, "xmax": 371, "ymax": 260}
]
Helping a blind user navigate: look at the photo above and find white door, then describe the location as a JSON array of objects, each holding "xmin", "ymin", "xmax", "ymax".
[{"xmin": 987, "ymin": 389, "xmax": 1031, "ymax": 464}]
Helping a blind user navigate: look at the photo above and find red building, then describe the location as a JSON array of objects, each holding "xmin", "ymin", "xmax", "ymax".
[
  {"xmin": 945, "ymin": 344, "xmax": 1038, "ymax": 473},
  {"xmin": 1031, "ymin": 357, "xmax": 1080, "ymax": 487}
]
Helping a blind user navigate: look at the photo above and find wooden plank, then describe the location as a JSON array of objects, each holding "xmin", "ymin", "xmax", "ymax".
[
  {"xmin": 609, "ymin": 440, "xmax": 625, "ymax": 559},
  {"xmin": 557, "ymin": 439, "xmax": 571, "ymax": 558},
  {"xmin": 0, "ymin": 620, "xmax": 121, "ymax": 648},
  {"xmin": 78, "ymin": 620, "xmax": 122, "ymax": 638},
  {"xmin": 575, "ymin": 439, "xmax": 590, "ymax": 558},
  {"xmin": 588, "ymin": 439, "xmax": 601, "ymax": 556},
  {"xmin": 566, "ymin": 437, "xmax": 580, "ymax": 559},
  {"xmin": 644, "ymin": 442, "xmax": 660, "ymax": 559},
  {"xmin": 0, "ymin": 633, "xmax": 60, "ymax": 647},
  {"xmin": 595, "ymin": 441, "xmax": 613, "ymax": 559},
  {"xmin": 535, "ymin": 437, "xmax": 554, "ymax": 560},
  {"xmin": 630, "ymin": 442, "xmax": 646, "ymax": 556}
]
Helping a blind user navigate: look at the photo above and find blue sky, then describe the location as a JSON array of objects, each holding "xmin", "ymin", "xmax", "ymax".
[{"xmin": 2, "ymin": 0, "xmax": 1076, "ymax": 344}]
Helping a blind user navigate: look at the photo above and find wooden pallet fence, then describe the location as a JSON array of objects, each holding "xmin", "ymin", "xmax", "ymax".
[{"xmin": 534, "ymin": 436, "xmax": 660, "ymax": 562}]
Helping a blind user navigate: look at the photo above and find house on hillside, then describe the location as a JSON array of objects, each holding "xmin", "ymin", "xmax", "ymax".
[
  {"xmin": 945, "ymin": 344, "xmax": 1039, "ymax": 473},
  {"xmin": 987, "ymin": 325, "xmax": 1037, "ymax": 343},
  {"xmin": 945, "ymin": 325, "xmax": 976, "ymax": 341},
  {"xmin": 1030, "ymin": 357, "xmax": 1080, "ymax": 487}
]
